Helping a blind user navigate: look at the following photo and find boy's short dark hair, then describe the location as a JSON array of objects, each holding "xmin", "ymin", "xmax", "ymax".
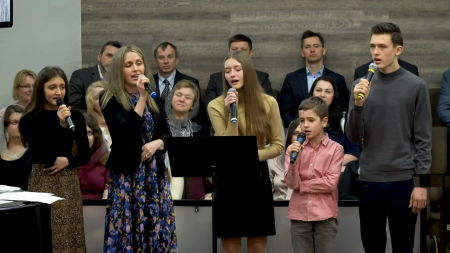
[
  {"xmin": 301, "ymin": 30, "xmax": 325, "ymax": 48},
  {"xmin": 371, "ymin": 22, "xmax": 403, "ymax": 47},
  {"xmin": 298, "ymin": 97, "xmax": 329, "ymax": 120},
  {"xmin": 100, "ymin": 41, "xmax": 122, "ymax": 55},
  {"xmin": 154, "ymin": 42, "xmax": 178, "ymax": 58},
  {"xmin": 228, "ymin": 34, "xmax": 253, "ymax": 50}
]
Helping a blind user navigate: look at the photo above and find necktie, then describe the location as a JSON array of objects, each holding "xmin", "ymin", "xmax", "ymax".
[{"xmin": 161, "ymin": 79, "xmax": 170, "ymax": 100}]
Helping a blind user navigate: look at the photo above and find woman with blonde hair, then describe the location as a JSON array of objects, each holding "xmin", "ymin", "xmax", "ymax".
[
  {"xmin": 100, "ymin": 45, "xmax": 175, "ymax": 252},
  {"xmin": 85, "ymin": 80, "xmax": 111, "ymax": 150},
  {"xmin": 208, "ymin": 50, "xmax": 284, "ymax": 253},
  {"xmin": 0, "ymin": 69, "xmax": 36, "ymax": 120}
]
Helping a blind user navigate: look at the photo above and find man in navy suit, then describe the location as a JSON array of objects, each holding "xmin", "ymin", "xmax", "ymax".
[
  {"xmin": 354, "ymin": 59, "xmax": 419, "ymax": 81},
  {"xmin": 279, "ymin": 30, "xmax": 348, "ymax": 127},
  {"xmin": 152, "ymin": 42, "xmax": 204, "ymax": 127},
  {"xmin": 69, "ymin": 41, "xmax": 122, "ymax": 112},
  {"xmin": 438, "ymin": 69, "xmax": 450, "ymax": 126}
]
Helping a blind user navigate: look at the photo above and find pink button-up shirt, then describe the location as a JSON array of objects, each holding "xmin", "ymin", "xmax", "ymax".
[{"xmin": 284, "ymin": 134, "xmax": 344, "ymax": 222}]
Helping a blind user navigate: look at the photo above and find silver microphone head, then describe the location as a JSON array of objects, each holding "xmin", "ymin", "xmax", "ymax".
[
  {"xmin": 369, "ymin": 62, "xmax": 378, "ymax": 72},
  {"xmin": 228, "ymin": 88, "xmax": 236, "ymax": 93}
]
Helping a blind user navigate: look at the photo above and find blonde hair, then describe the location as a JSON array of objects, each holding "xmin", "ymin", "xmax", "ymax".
[
  {"xmin": 101, "ymin": 45, "xmax": 159, "ymax": 113},
  {"xmin": 13, "ymin": 70, "xmax": 37, "ymax": 100},
  {"xmin": 86, "ymin": 80, "xmax": 106, "ymax": 113},
  {"xmin": 172, "ymin": 80, "xmax": 199, "ymax": 104},
  {"xmin": 222, "ymin": 51, "xmax": 271, "ymax": 147}
]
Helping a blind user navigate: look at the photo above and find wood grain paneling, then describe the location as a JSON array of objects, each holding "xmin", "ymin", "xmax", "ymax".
[{"xmin": 81, "ymin": 0, "xmax": 450, "ymax": 93}]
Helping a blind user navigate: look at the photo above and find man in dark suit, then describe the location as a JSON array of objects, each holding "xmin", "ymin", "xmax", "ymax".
[
  {"xmin": 279, "ymin": 30, "xmax": 348, "ymax": 127},
  {"xmin": 152, "ymin": 42, "xmax": 204, "ymax": 125},
  {"xmin": 354, "ymin": 59, "xmax": 419, "ymax": 81},
  {"xmin": 69, "ymin": 41, "xmax": 122, "ymax": 112},
  {"xmin": 204, "ymin": 34, "xmax": 273, "ymax": 109}
]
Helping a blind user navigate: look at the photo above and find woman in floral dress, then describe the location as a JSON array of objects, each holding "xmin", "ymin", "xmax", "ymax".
[{"xmin": 100, "ymin": 45, "xmax": 176, "ymax": 253}]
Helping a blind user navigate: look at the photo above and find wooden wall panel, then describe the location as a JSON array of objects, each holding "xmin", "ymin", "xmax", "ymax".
[{"xmin": 82, "ymin": 0, "xmax": 450, "ymax": 92}]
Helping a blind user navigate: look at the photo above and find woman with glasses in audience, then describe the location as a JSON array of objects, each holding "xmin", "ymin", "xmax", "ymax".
[
  {"xmin": 86, "ymin": 80, "xmax": 112, "ymax": 151},
  {"xmin": 77, "ymin": 113, "xmax": 110, "ymax": 199},
  {"xmin": 100, "ymin": 45, "xmax": 176, "ymax": 252},
  {"xmin": 267, "ymin": 118, "xmax": 300, "ymax": 200},
  {"xmin": 208, "ymin": 50, "xmax": 284, "ymax": 253},
  {"xmin": 19, "ymin": 66, "xmax": 91, "ymax": 253},
  {"xmin": 0, "ymin": 104, "xmax": 32, "ymax": 190},
  {"xmin": 308, "ymin": 76, "xmax": 360, "ymax": 166},
  {"xmin": 0, "ymin": 69, "xmax": 36, "ymax": 121}
]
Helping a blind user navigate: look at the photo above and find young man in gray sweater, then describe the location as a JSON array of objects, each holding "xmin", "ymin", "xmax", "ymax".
[{"xmin": 346, "ymin": 22, "xmax": 431, "ymax": 253}]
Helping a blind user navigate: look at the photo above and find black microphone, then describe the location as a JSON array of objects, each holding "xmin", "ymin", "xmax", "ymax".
[
  {"xmin": 357, "ymin": 62, "xmax": 378, "ymax": 100},
  {"xmin": 56, "ymin": 98, "xmax": 75, "ymax": 132},
  {"xmin": 228, "ymin": 88, "xmax": 237, "ymax": 124},
  {"xmin": 290, "ymin": 132, "xmax": 306, "ymax": 164},
  {"xmin": 145, "ymin": 83, "xmax": 157, "ymax": 99}
]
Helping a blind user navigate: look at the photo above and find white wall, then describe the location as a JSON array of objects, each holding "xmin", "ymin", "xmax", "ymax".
[{"xmin": 0, "ymin": 0, "xmax": 81, "ymax": 108}]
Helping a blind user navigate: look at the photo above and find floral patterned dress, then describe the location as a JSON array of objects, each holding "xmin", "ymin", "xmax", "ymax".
[{"xmin": 104, "ymin": 93, "xmax": 177, "ymax": 253}]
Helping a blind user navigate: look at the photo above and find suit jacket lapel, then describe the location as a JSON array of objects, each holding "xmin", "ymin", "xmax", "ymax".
[
  {"xmin": 298, "ymin": 68, "xmax": 309, "ymax": 99},
  {"xmin": 174, "ymin": 70, "xmax": 182, "ymax": 86},
  {"xmin": 92, "ymin": 65, "xmax": 101, "ymax": 83}
]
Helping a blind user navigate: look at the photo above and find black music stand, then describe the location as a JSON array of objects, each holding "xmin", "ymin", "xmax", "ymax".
[{"xmin": 166, "ymin": 136, "xmax": 260, "ymax": 253}]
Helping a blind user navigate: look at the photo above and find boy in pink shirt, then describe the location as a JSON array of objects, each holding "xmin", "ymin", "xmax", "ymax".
[{"xmin": 284, "ymin": 97, "xmax": 344, "ymax": 253}]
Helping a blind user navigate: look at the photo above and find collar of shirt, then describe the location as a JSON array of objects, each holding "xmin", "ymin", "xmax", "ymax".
[
  {"xmin": 97, "ymin": 64, "xmax": 104, "ymax": 80},
  {"xmin": 306, "ymin": 65, "xmax": 325, "ymax": 92},
  {"xmin": 158, "ymin": 70, "xmax": 177, "ymax": 94},
  {"xmin": 303, "ymin": 133, "xmax": 330, "ymax": 149},
  {"xmin": 306, "ymin": 66, "xmax": 325, "ymax": 77}
]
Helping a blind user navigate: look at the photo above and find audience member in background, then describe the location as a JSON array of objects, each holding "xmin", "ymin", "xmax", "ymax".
[
  {"xmin": 309, "ymin": 76, "xmax": 360, "ymax": 166},
  {"xmin": 437, "ymin": 69, "xmax": 450, "ymax": 126},
  {"xmin": 0, "ymin": 104, "xmax": 32, "ymax": 190},
  {"xmin": 77, "ymin": 113, "xmax": 110, "ymax": 200},
  {"xmin": 100, "ymin": 45, "xmax": 176, "ymax": 251},
  {"xmin": 163, "ymin": 79, "xmax": 206, "ymax": 200},
  {"xmin": 338, "ymin": 160, "xmax": 360, "ymax": 200},
  {"xmin": 267, "ymin": 118, "xmax": 299, "ymax": 200},
  {"xmin": 285, "ymin": 97, "xmax": 344, "ymax": 253},
  {"xmin": 280, "ymin": 30, "xmax": 348, "ymax": 127},
  {"xmin": 208, "ymin": 50, "xmax": 283, "ymax": 253},
  {"xmin": 85, "ymin": 80, "xmax": 111, "ymax": 151},
  {"xmin": 20, "ymin": 67, "xmax": 90, "ymax": 253},
  {"xmin": 0, "ymin": 69, "xmax": 36, "ymax": 121},
  {"xmin": 70, "ymin": 41, "xmax": 122, "ymax": 112}
]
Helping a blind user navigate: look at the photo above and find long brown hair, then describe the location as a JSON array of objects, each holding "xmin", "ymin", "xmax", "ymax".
[
  {"xmin": 22, "ymin": 67, "xmax": 69, "ymax": 116},
  {"xmin": 84, "ymin": 113, "xmax": 109, "ymax": 165},
  {"xmin": 222, "ymin": 51, "xmax": 271, "ymax": 147},
  {"xmin": 101, "ymin": 45, "xmax": 159, "ymax": 113},
  {"xmin": 285, "ymin": 118, "xmax": 300, "ymax": 150}
]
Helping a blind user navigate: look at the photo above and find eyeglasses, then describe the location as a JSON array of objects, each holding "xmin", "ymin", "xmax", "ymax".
[{"xmin": 18, "ymin": 84, "xmax": 33, "ymax": 89}]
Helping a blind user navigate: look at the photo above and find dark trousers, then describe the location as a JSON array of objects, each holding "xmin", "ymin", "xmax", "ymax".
[{"xmin": 358, "ymin": 179, "xmax": 417, "ymax": 253}]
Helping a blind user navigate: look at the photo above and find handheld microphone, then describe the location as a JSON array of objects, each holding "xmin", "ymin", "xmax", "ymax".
[
  {"xmin": 228, "ymin": 88, "xmax": 237, "ymax": 124},
  {"xmin": 357, "ymin": 63, "xmax": 378, "ymax": 100},
  {"xmin": 290, "ymin": 132, "xmax": 306, "ymax": 164},
  {"xmin": 56, "ymin": 98, "xmax": 75, "ymax": 132},
  {"xmin": 145, "ymin": 83, "xmax": 157, "ymax": 99}
]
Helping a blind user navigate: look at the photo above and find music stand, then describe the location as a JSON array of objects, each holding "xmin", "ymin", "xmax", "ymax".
[
  {"xmin": 166, "ymin": 136, "xmax": 260, "ymax": 253},
  {"xmin": 166, "ymin": 136, "xmax": 260, "ymax": 178}
]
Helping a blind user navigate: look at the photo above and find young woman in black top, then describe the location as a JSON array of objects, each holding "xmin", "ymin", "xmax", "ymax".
[{"xmin": 19, "ymin": 66, "xmax": 90, "ymax": 253}]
